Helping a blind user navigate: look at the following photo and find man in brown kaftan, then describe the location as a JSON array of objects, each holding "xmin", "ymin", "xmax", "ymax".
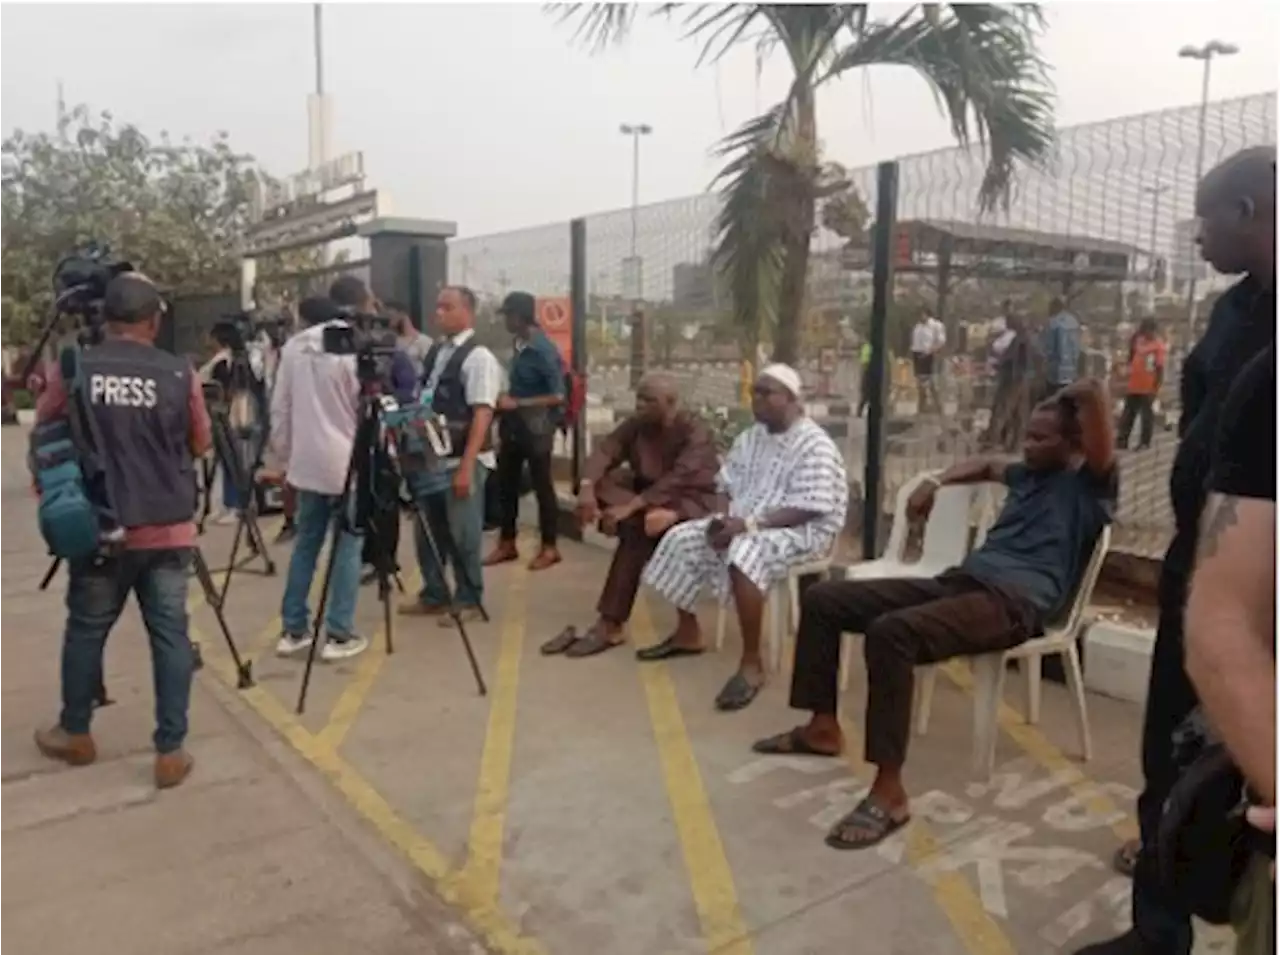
[{"xmin": 540, "ymin": 375, "xmax": 722, "ymax": 657}]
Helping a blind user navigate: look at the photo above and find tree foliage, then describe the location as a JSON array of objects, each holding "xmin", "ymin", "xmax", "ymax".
[
  {"xmin": 1, "ymin": 105, "xmax": 312, "ymax": 345},
  {"xmin": 551, "ymin": 3, "xmax": 1057, "ymax": 365}
]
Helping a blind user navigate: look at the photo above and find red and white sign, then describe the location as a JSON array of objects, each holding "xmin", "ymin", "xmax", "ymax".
[{"xmin": 536, "ymin": 296, "xmax": 572, "ymax": 365}]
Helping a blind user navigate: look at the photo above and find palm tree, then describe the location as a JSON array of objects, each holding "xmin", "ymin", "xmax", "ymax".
[{"xmin": 552, "ymin": 4, "xmax": 1056, "ymax": 366}]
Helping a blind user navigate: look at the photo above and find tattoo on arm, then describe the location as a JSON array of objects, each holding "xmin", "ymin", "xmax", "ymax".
[{"xmin": 1198, "ymin": 494, "xmax": 1241, "ymax": 561}]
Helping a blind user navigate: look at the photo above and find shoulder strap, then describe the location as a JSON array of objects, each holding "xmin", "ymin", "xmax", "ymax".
[
  {"xmin": 420, "ymin": 342, "xmax": 444, "ymax": 388},
  {"xmin": 444, "ymin": 339, "xmax": 479, "ymax": 379}
]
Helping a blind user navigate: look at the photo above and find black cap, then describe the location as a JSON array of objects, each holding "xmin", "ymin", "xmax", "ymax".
[
  {"xmin": 103, "ymin": 273, "xmax": 163, "ymax": 324},
  {"xmin": 497, "ymin": 291, "xmax": 537, "ymax": 324}
]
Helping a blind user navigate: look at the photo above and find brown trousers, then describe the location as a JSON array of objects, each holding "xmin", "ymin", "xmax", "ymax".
[
  {"xmin": 593, "ymin": 470, "xmax": 717, "ymax": 625},
  {"xmin": 790, "ymin": 574, "xmax": 1040, "ymax": 767}
]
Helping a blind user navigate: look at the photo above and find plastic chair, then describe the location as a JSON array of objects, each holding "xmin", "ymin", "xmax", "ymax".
[
  {"xmin": 714, "ymin": 547, "xmax": 835, "ymax": 673},
  {"xmin": 837, "ymin": 474, "xmax": 984, "ymax": 690},
  {"xmin": 914, "ymin": 524, "xmax": 1111, "ymax": 778}
]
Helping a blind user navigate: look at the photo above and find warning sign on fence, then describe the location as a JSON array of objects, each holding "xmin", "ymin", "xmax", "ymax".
[{"xmin": 536, "ymin": 297, "xmax": 572, "ymax": 365}]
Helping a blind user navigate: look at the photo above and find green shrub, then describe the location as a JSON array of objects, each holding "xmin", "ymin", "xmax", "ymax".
[
  {"xmin": 693, "ymin": 405, "xmax": 754, "ymax": 454},
  {"xmin": 12, "ymin": 389, "xmax": 34, "ymax": 411}
]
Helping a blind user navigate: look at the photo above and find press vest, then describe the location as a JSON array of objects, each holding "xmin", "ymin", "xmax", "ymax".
[
  {"xmin": 421, "ymin": 338, "xmax": 492, "ymax": 458},
  {"xmin": 79, "ymin": 338, "xmax": 197, "ymax": 528}
]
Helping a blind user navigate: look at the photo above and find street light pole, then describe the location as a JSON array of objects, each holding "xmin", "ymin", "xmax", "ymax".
[
  {"xmin": 620, "ymin": 122, "xmax": 652, "ymax": 387},
  {"xmin": 1143, "ymin": 183, "xmax": 1169, "ymax": 311},
  {"xmin": 1178, "ymin": 39, "xmax": 1238, "ymax": 330}
]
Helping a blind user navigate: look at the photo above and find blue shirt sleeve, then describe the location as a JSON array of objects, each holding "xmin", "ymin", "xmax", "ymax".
[
  {"xmin": 390, "ymin": 350, "xmax": 418, "ymax": 405},
  {"xmin": 535, "ymin": 340, "xmax": 565, "ymax": 398}
]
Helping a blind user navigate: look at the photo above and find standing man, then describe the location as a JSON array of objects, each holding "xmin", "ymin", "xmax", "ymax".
[
  {"xmin": 1185, "ymin": 342, "xmax": 1275, "ymax": 955},
  {"xmin": 32, "ymin": 273, "xmax": 209, "ymax": 789},
  {"xmin": 1074, "ymin": 145, "xmax": 1276, "ymax": 955},
  {"xmin": 909, "ymin": 306, "xmax": 945, "ymax": 414},
  {"xmin": 1042, "ymin": 297, "xmax": 1082, "ymax": 399},
  {"xmin": 484, "ymin": 291, "xmax": 565, "ymax": 572},
  {"xmin": 265, "ymin": 294, "xmax": 368, "ymax": 662},
  {"xmin": 1116, "ymin": 318, "xmax": 1167, "ymax": 451},
  {"xmin": 386, "ymin": 299, "xmax": 433, "ymax": 382},
  {"xmin": 399, "ymin": 286, "xmax": 503, "ymax": 624}
]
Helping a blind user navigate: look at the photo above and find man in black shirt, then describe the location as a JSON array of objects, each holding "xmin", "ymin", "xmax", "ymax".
[{"xmin": 1077, "ymin": 145, "xmax": 1275, "ymax": 955}]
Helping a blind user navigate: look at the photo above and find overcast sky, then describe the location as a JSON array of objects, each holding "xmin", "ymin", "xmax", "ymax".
[{"xmin": 2, "ymin": 2, "xmax": 1276, "ymax": 240}]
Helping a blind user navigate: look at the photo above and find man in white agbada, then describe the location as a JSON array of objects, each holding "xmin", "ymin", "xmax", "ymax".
[{"xmin": 637, "ymin": 364, "xmax": 848, "ymax": 710}]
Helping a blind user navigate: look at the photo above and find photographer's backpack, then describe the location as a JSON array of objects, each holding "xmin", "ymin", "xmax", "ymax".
[{"xmin": 29, "ymin": 349, "xmax": 103, "ymax": 560}]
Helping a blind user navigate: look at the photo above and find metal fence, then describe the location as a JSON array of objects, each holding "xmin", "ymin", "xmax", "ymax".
[{"xmin": 449, "ymin": 91, "xmax": 1275, "ymax": 560}]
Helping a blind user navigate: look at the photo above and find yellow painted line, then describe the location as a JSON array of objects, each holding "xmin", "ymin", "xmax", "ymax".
[
  {"xmin": 837, "ymin": 718, "xmax": 1019, "ymax": 955},
  {"xmin": 941, "ymin": 660, "xmax": 1139, "ymax": 843},
  {"xmin": 190, "ymin": 611, "xmax": 550, "ymax": 955},
  {"xmin": 313, "ymin": 569, "xmax": 422, "ymax": 752},
  {"xmin": 633, "ymin": 596, "xmax": 754, "ymax": 955},
  {"xmin": 446, "ymin": 563, "xmax": 530, "ymax": 910}
]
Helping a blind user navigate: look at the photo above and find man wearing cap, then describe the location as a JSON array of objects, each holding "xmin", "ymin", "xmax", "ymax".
[
  {"xmin": 484, "ymin": 291, "xmax": 566, "ymax": 572},
  {"xmin": 638, "ymin": 364, "xmax": 848, "ymax": 710},
  {"xmin": 32, "ymin": 272, "xmax": 211, "ymax": 790}
]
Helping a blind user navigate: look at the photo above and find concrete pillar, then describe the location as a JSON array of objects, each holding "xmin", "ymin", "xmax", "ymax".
[{"xmin": 358, "ymin": 217, "xmax": 457, "ymax": 332}]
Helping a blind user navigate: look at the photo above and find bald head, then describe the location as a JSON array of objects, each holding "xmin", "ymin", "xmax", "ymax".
[
  {"xmin": 1195, "ymin": 146, "xmax": 1276, "ymax": 278},
  {"xmin": 635, "ymin": 373, "xmax": 680, "ymax": 426}
]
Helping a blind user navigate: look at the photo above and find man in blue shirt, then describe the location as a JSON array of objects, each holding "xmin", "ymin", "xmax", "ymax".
[
  {"xmin": 1042, "ymin": 297, "xmax": 1082, "ymax": 397},
  {"xmin": 484, "ymin": 292, "xmax": 566, "ymax": 572}
]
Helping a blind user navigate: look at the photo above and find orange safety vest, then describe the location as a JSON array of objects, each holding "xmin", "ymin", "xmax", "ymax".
[{"xmin": 1127, "ymin": 337, "xmax": 1166, "ymax": 396}]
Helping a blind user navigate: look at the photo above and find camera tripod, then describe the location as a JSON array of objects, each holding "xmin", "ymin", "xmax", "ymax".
[
  {"xmin": 38, "ymin": 543, "xmax": 255, "ymax": 697},
  {"xmin": 295, "ymin": 388, "xmax": 489, "ymax": 715}
]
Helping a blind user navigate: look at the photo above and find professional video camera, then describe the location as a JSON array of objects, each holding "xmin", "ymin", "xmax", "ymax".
[
  {"xmin": 321, "ymin": 309, "xmax": 398, "ymax": 384},
  {"xmin": 52, "ymin": 243, "xmax": 135, "ymax": 333},
  {"xmin": 212, "ymin": 308, "xmax": 290, "ymax": 356}
]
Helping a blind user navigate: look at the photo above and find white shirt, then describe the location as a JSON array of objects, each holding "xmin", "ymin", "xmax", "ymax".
[
  {"xmin": 420, "ymin": 328, "xmax": 503, "ymax": 472},
  {"xmin": 267, "ymin": 321, "xmax": 361, "ymax": 495}
]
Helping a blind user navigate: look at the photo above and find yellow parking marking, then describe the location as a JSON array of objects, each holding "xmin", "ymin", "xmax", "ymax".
[
  {"xmin": 941, "ymin": 660, "xmax": 1138, "ymax": 843},
  {"xmin": 190, "ymin": 609, "xmax": 550, "ymax": 955},
  {"xmin": 633, "ymin": 597, "xmax": 754, "ymax": 955},
  {"xmin": 447, "ymin": 564, "xmax": 530, "ymax": 910},
  {"xmin": 837, "ymin": 718, "xmax": 1019, "ymax": 955}
]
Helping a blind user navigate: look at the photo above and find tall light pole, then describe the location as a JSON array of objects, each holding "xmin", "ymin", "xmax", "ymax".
[
  {"xmin": 620, "ymin": 122, "xmax": 652, "ymax": 386},
  {"xmin": 1143, "ymin": 182, "xmax": 1169, "ymax": 311},
  {"xmin": 1179, "ymin": 39, "xmax": 1238, "ymax": 328}
]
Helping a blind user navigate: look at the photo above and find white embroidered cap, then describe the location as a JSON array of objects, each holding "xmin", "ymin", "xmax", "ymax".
[{"xmin": 758, "ymin": 363, "xmax": 803, "ymax": 399}]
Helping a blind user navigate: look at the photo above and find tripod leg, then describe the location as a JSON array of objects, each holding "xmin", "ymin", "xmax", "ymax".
[
  {"xmin": 190, "ymin": 549, "xmax": 254, "ymax": 689},
  {"xmin": 39, "ymin": 558, "xmax": 61, "ymax": 591},
  {"xmin": 407, "ymin": 501, "xmax": 487, "ymax": 697},
  {"xmin": 296, "ymin": 511, "xmax": 346, "ymax": 715}
]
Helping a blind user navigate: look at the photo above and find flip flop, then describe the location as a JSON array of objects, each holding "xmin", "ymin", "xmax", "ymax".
[
  {"xmin": 565, "ymin": 627, "xmax": 624, "ymax": 658},
  {"xmin": 540, "ymin": 626, "xmax": 577, "ymax": 656},
  {"xmin": 636, "ymin": 636, "xmax": 705, "ymax": 662},
  {"xmin": 825, "ymin": 797, "xmax": 911, "ymax": 851},
  {"xmin": 752, "ymin": 727, "xmax": 841, "ymax": 758},
  {"xmin": 715, "ymin": 671, "xmax": 763, "ymax": 711}
]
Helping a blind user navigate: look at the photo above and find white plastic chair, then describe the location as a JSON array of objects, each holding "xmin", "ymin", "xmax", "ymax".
[
  {"xmin": 714, "ymin": 547, "xmax": 835, "ymax": 674},
  {"xmin": 837, "ymin": 474, "xmax": 983, "ymax": 690},
  {"xmin": 914, "ymin": 524, "xmax": 1111, "ymax": 778}
]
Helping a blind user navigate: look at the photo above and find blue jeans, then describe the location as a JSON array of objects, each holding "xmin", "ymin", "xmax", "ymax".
[
  {"xmin": 280, "ymin": 491, "xmax": 363, "ymax": 637},
  {"xmin": 61, "ymin": 548, "xmax": 194, "ymax": 753},
  {"xmin": 408, "ymin": 464, "xmax": 487, "ymax": 609},
  {"xmin": 221, "ymin": 462, "xmax": 241, "ymax": 511}
]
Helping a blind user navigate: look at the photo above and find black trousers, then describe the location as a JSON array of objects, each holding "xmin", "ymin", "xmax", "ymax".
[
  {"xmin": 1129, "ymin": 562, "xmax": 1197, "ymax": 955},
  {"xmin": 1117, "ymin": 394, "xmax": 1156, "ymax": 449},
  {"xmin": 496, "ymin": 428, "xmax": 558, "ymax": 547}
]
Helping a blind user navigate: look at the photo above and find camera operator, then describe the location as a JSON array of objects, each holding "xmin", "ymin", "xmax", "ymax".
[
  {"xmin": 399, "ymin": 285, "xmax": 503, "ymax": 624},
  {"xmin": 32, "ymin": 272, "xmax": 210, "ymax": 790},
  {"xmin": 198, "ymin": 322, "xmax": 266, "ymax": 524},
  {"xmin": 262, "ymin": 294, "xmax": 368, "ymax": 662}
]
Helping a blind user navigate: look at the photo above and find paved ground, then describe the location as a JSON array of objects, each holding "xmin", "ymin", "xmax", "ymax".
[{"xmin": 3, "ymin": 426, "xmax": 1229, "ymax": 955}]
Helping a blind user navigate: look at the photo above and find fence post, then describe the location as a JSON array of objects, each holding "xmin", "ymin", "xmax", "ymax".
[
  {"xmin": 570, "ymin": 218, "xmax": 588, "ymax": 494},
  {"xmin": 862, "ymin": 161, "xmax": 899, "ymax": 561}
]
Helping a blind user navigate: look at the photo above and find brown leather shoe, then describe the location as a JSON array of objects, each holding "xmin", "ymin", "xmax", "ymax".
[
  {"xmin": 34, "ymin": 726, "xmax": 97, "ymax": 766},
  {"xmin": 482, "ymin": 542, "xmax": 520, "ymax": 567},
  {"xmin": 398, "ymin": 599, "xmax": 449, "ymax": 617},
  {"xmin": 155, "ymin": 750, "xmax": 194, "ymax": 789},
  {"xmin": 527, "ymin": 548, "xmax": 562, "ymax": 571}
]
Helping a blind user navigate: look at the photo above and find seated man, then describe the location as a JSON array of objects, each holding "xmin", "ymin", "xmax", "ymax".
[
  {"xmin": 637, "ymin": 364, "xmax": 848, "ymax": 711},
  {"xmin": 753, "ymin": 378, "xmax": 1117, "ymax": 850},
  {"xmin": 541, "ymin": 374, "xmax": 723, "ymax": 658}
]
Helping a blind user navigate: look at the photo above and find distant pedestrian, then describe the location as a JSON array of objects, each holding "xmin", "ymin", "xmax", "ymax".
[
  {"xmin": 909, "ymin": 306, "xmax": 945, "ymax": 414},
  {"xmin": 1041, "ymin": 297, "xmax": 1082, "ymax": 398},
  {"xmin": 1116, "ymin": 318, "xmax": 1166, "ymax": 451}
]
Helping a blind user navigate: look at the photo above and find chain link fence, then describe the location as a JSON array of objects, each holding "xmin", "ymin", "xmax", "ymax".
[{"xmin": 449, "ymin": 91, "xmax": 1275, "ymax": 560}]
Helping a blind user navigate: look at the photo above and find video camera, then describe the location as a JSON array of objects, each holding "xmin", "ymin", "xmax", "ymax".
[
  {"xmin": 52, "ymin": 243, "xmax": 135, "ymax": 346},
  {"xmin": 212, "ymin": 309, "xmax": 289, "ymax": 354},
  {"xmin": 321, "ymin": 309, "xmax": 398, "ymax": 385}
]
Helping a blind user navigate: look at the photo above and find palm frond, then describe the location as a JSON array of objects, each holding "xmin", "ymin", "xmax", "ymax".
[
  {"xmin": 708, "ymin": 103, "xmax": 795, "ymax": 346},
  {"xmin": 546, "ymin": 3, "xmax": 647, "ymax": 53},
  {"xmin": 825, "ymin": 4, "xmax": 1056, "ymax": 210}
]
